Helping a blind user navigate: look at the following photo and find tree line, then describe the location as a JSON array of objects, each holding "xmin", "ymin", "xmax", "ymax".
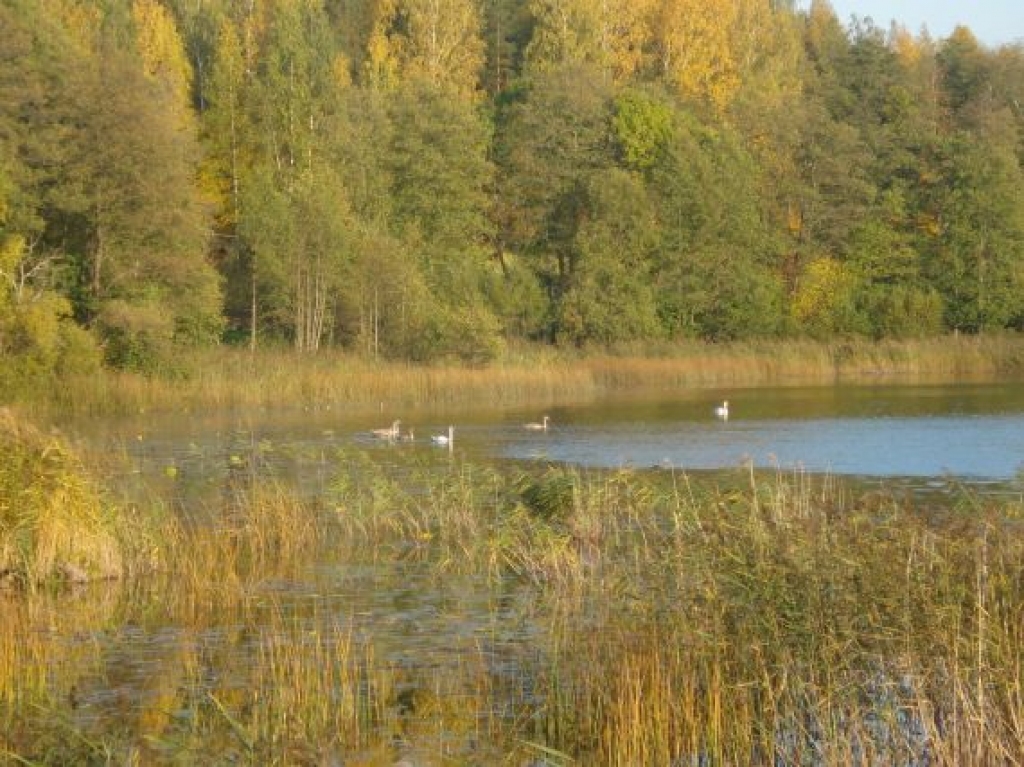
[{"xmin": 2, "ymin": 0, "xmax": 1023, "ymax": 381}]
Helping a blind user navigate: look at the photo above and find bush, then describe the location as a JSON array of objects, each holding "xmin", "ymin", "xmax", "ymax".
[
  {"xmin": 55, "ymin": 322, "xmax": 103, "ymax": 377},
  {"xmin": 0, "ymin": 253, "xmax": 103, "ymax": 400},
  {"xmin": 96, "ymin": 298, "xmax": 178, "ymax": 374},
  {"xmin": 518, "ymin": 469, "xmax": 578, "ymax": 525},
  {"xmin": 387, "ymin": 301, "xmax": 504, "ymax": 364}
]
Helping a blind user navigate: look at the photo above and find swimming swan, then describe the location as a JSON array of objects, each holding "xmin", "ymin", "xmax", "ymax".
[
  {"xmin": 372, "ymin": 420, "xmax": 401, "ymax": 439},
  {"xmin": 431, "ymin": 426, "xmax": 454, "ymax": 447},
  {"xmin": 714, "ymin": 401, "xmax": 729, "ymax": 420},
  {"xmin": 523, "ymin": 415, "xmax": 550, "ymax": 431}
]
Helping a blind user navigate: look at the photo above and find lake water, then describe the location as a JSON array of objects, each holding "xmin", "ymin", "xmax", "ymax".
[
  {"xmin": 499, "ymin": 381, "xmax": 1024, "ymax": 481},
  {"xmin": 83, "ymin": 379, "xmax": 1024, "ymax": 494}
]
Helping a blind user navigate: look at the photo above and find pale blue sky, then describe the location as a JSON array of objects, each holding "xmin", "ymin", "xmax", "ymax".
[{"xmin": 815, "ymin": 1, "xmax": 1024, "ymax": 47}]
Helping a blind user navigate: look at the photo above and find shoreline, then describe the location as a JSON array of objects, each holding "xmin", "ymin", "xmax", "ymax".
[{"xmin": 12, "ymin": 334, "xmax": 1024, "ymax": 419}]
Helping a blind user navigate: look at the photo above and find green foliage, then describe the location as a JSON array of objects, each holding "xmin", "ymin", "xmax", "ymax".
[
  {"xmin": 845, "ymin": 215, "xmax": 943, "ymax": 338},
  {"xmin": 857, "ymin": 284, "xmax": 944, "ymax": 340},
  {"xmin": 385, "ymin": 83, "xmax": 495, "ymax": 298},
  {"xmin": 95, "ymin": 298, "xmax": 177, "ymax": 374},
  {"xmin": 4, "ymin": 0, "xmax": 1024, "ymax": 380},
  {"xmin": 408, "ymin": 303, "xmax": 506, "ymax": 364},
  {"xmin": 925, "ymin": 129, "xmax": 1024, "ymax": 332},
  {"xmin": 938, "ymin": 27, "xmax": 989, "ymax": 116},
  {"xmin": 240, "ymin": 162, "xmax": 357, "ymax": 351},
  {"xmin": 554, "ymin": 169, "xmax": 662, "ymax": 346},
  {"xmin": 649, "ymin": 112, "xmax": 784, "ymax": 340},
  {"xmin": 484, "ymin": 251, "xmax": 549, "ymax": 340},
  {"xmin": 612, "ymin": 89, "xmax": 674, "ymax": 171},
  {"xmin": 494, "ymin": 64, "xmax": 617, "ymax": 265}
]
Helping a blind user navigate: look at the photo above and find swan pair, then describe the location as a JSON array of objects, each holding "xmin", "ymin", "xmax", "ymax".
[{"xmin": 434, "ymin": 415, "xmax": 548, "ymax": 444}]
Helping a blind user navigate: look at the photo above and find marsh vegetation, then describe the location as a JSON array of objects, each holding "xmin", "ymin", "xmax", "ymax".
[
  {"xmin": 2, "ymin": 406, "xmax": 1023, "ymax": 765},
  {"xmin": 14, "ymin": 334, "xmax": 1024, "ymax": 419}
]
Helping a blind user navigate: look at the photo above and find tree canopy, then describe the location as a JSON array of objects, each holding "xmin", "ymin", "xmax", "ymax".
[{"xmin": 2, "ymin": 0, "xmax": 1023, "ymax": 373}]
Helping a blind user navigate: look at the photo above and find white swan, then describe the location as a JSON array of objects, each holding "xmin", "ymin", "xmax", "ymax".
[
  {"xmin": 714, "ymin": 401, "xmax": 729, "ymax": 420},
  {"xmin": 372, "ymin": 419, "xmax": 401, "ymax": 439},
  {"xmin": 523, "ymin": 415, "xmax": 550, "ymax": 431},
  {"xmin": 431, "ymin": 426, "xmax": 454, "ymax": 447}
]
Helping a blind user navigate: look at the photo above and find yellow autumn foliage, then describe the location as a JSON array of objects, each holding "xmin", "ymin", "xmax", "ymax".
[
  {"xmin": 365, "ymin": 0, "xmax": 484, "ymax": 95},
  {"xmin": 891, "ymin": 24, "xmax": 925, "ymax": 66},
  {"xmin": 39, "ymin": 0, "xmax": 102, "ymax": 53},
  {"xmin": 526, "ymin": 0, "xmax": 655, "ymax": 82},
  {"xmin": 1, "ymin": 235, "xmax": 102, "ymax": 389},
  {"xmin": 791, "ymin": 258, "xmax": 857, "ymax": 331},
  {"xmin": 400, "ymin": 0, "xmax": 485, "ymax": 94},
  {"xmin": 364, "ymin": 0, "xmax": 401, "ymax": 90},
  {"xmin": 651, "ymin": 0, "xmax": 739, "ymax": 109},
  {"xmin": 131, "ymin": 0, "xmax": 195, "ymax": 131}
]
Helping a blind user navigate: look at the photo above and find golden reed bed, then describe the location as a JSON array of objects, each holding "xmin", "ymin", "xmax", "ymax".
[{"xmin": 26, "ymin": 334, "xmax": 1024, "ymax": 417}]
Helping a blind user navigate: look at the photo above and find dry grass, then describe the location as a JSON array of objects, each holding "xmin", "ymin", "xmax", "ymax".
[
  {"xmin": 0, "ymin": 408, "xmax": 127, "ymax": 586},
  {"xmin": 18, "ymin": 334, "xmax": 1024, "ymax": 417},
  {"xmin": 521, "ymin": 467, "xmax": 1024, "ymax": 764}
]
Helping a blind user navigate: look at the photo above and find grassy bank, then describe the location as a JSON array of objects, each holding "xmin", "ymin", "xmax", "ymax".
[
  {"xmin": 2, "ymin": 428, "xmax": 1023, "ymax": 764},
  {"xmin": 17, "ymin": 334, "xmax": 1024, "ymax": 417}
]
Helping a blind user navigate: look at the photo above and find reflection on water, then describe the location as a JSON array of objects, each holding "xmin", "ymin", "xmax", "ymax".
[
  {"xmin": 49, "ymin": 563, "xmax": 540, "ymax": 733},
  {"xmin": 496, "ymin": 381, "xmax": 1024, "ymax": 481}
]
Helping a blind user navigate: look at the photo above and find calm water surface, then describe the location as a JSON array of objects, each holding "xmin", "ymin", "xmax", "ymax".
[
  {"xmin": 82, "ymin": 379, "xmax": 1024, "ymax": 490},
  {"xmin": 500, "ymin": 381, "xmax": 1024, "ymax": 481}
]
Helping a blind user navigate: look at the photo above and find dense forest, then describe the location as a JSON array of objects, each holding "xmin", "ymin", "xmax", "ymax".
[{"xmin": 2, "ymin": 0, "xmax": 1024, "ymax": 381}]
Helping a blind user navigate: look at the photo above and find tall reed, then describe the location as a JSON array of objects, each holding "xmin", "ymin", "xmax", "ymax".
[
  {"xmin": 0, "ymin": 407, "xmax": 146, "ymax": 587},
  {"xmin": 517, "ymin": 468, "xmax": 1024, "ymax": 764},
  {"xmin": 18, "ymin": 334, "xmax": 1024, "ymax": 417},
  {"xmin": 2, "ymin": 447, "xmax": 1023, "ymax": 764}
]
